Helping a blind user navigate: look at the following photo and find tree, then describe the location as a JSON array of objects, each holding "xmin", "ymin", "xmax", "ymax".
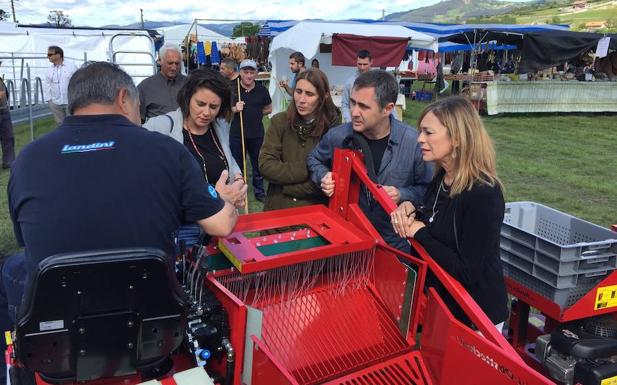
[
  {"xmin": 232, "ymin": 22, "xmax": 261, "ymax": 37},
  {"xmin": 47, "ymin": 10, "xmax": 72, "ymax": 28},
  {"xmin": 0, "ymin": 9, "xmax": 8, "ymax": 21}
]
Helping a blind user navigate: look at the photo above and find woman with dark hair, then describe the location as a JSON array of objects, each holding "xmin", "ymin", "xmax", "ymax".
[
  {"xmin": 390, "ymin": 96, "xmax": 508, "ymax": 332},
  {"xmin": 258, "ymin": 69, "xmax": 340, "ymax": 211},
  {"xmin": 144, "ymin": 69, "xmax": 246, "ymax": 208}
]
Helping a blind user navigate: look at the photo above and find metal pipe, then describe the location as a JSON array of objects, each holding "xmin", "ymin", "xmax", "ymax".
[
  {"xmin": 221, "ymin": 337, "xmax": 234, "ymax": 385},
  {"xmin": 27, "ymin": 65, "xmax": 33, "ymax": 140}
]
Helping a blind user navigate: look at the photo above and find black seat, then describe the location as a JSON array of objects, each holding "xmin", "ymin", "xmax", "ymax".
[{"xmin": 13, "ymin": 248, "xmax": 187, "ymax": 383}]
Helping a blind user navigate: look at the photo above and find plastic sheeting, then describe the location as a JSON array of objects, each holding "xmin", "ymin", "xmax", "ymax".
[{"xmin": 0, "ymin": 22, "xmax": 155, "ymax": 90}]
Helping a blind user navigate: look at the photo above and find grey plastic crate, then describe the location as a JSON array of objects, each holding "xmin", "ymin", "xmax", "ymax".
[
  {"xmin": 501, "ymin": 202, "xmax": 617, "ymax": 277},
  {"xmin": 502, "ymin": 263, "xmax": 604, "ymax": 308},
  {"xmin": 501, "ymin": 202, "xmax": 617, "ymax": 308}
]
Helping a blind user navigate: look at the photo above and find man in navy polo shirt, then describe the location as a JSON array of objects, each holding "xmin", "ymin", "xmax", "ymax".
[{"xmin": 0, "ymin": 62, "xmax": 243, "ymax": 370}]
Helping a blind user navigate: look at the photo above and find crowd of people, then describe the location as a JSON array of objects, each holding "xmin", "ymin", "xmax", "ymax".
[{"xmin": 0, "ymin": 42, "xmax": 510, "ymax": 379}]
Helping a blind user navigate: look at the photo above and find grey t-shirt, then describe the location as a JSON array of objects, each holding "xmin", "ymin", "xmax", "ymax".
[{"xmin": 138, "ymin": 72, "xmax": 187, "ymax": 122}]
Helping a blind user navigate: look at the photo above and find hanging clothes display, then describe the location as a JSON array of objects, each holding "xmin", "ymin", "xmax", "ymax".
[
  {"xmin": 211, "ymin": 41, "xmax": 221, "ymax": 66},
  {"xmin": 196, "ymin": 42, "xmax": 207, "ymax": 66}
]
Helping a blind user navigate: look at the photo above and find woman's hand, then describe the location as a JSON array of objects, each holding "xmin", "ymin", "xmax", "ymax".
[
  {"xmin": 408, "ymin": 220, "xmax": 426, "ymax": 237},
  {"xmin": 391, "ymin": 201, "xmax": 415, "ymax": 237},
  {"xmin": 234, "ymin": 101, "xmax": 245, "ymax": 112},
  {"xmin": 216, "ymin": 170, "xmax": 248, "ymax": 208},
  {"xmin": 391, "ymin": 201, "xmax": 424, "ymax": 238}
]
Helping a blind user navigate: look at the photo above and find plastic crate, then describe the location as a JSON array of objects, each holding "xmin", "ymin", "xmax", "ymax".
[
  {"xmin": 501, "ymin": 202, "xmax": 617, "ymax": 306},
  {"xmin": 502, "ymin": 263, "xmax": 604, "ymax": 308},
  {"xmin": 415, "ymin": 91, "xmax": 433, "ymax": 101}
]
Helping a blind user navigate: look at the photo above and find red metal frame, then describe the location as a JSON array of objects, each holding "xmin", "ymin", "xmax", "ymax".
[
  {"xmin": 331, "ymin": 149, "xmax": 522, "ymax": 356},
  {"xmin": 507, "ymin": 269, "xmax": 617, "ymax": 372},
  {"xmin": 321, "ymin": 351, "xmax": 433, "ymax": 385},
  {"xmin": 204, "ymin": 268, "xmax": 248, "ymax": 385},
  {"xmin": 421, "ymin": 288, "xmax": 554, "ymax": 385},
  {"xmin": 217, "ymin": 204, "xmax": 376, "ymax": 273},
  {"xmin": 9, "ymin": 147, "xmax": 563, "ymax": 385}
]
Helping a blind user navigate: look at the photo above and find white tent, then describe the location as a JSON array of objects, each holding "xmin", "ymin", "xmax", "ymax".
[
  {"xmin": 0, "ymin": 22, "xmax": 155, "ymax": 107},
  {"xmin": 268, "ymin": 21, "xmax": 437, "ymax": 114},
  {"xmin": 157, "ymin": 24, "xmax": 240, "ymax": 48}
]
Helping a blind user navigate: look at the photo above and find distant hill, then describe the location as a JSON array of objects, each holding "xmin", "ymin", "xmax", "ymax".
[
  {"xmin": 385, "ymin": 0, "xmax": 539, "ymax": 22},
  {"xmin": 103, "ymin": 21, "xmax": 239, "ymax": 37}
]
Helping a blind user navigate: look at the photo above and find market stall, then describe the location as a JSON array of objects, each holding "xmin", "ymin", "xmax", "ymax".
[
  {"xmin": 268, "ymin": 20, "xmax": 437, "ymax": 115},
  {"xmin": 485, "ymin": 80, "xmax": 617, "ymax": 115}
]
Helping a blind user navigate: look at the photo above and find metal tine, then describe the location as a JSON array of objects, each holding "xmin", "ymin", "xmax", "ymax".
[{"xmin": 220, "ymin": 249, "xmax": 376, "ymax": 308}]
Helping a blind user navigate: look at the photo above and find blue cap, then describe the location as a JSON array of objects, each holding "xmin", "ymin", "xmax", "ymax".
[{"xmin": 239, "ymin": 59, "xmax": 257, "ymax": 70}]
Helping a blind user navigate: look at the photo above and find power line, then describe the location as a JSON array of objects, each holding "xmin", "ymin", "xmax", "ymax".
[{"xmin": 11, "ymin": 0, "xmax": 16, "ymax": 22}]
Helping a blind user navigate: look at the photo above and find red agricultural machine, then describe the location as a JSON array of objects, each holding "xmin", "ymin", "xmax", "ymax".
[{"xmin": 5, "ymin": 148, "xmax": 617, "ymax": 385}]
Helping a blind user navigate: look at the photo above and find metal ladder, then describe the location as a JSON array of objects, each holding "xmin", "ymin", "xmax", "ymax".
[{"xmin": 109, "ymin": 32, "xmax": 157, "ymax": 85}]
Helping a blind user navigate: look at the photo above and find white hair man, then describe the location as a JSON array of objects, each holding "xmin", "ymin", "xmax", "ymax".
[{"xmin": 138, "ymin": 43, "xmax": 187, "ymax": 122}]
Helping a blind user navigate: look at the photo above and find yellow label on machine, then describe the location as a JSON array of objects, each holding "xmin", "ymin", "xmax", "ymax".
[
  {"xmin": 595, "ymin": 285, "xmax": 617, "ymax": 310},
  {"xmin": 4, "ymin": 331, "xmax": 11, "ymax": 345},
  {"xmin": 217, "ymin": 239, "xmax": 243, "ymax": 272},
  {"xmin": 601, "ymin": 375, "xmax": 617, "ymax": 385}
]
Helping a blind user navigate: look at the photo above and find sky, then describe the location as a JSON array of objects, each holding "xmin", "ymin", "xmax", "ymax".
[{"xmin": 4, "ymin": 0, "xmax": 459, "ymax": 27}]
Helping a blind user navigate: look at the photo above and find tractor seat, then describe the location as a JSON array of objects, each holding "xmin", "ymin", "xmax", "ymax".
[{"xmin": 13, "ymin": 248, "xmax": 188, "ymax": 383}]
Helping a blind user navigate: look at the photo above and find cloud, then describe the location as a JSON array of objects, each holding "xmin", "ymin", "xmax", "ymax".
[{"xmin": 13, "ymin": 0, "xmax": 426, "ymax": 27}]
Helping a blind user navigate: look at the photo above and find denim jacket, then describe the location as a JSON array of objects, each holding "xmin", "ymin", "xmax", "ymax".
[{"xmin": 307, "ymin": 116, "xmax": 433, "ymax": 251}]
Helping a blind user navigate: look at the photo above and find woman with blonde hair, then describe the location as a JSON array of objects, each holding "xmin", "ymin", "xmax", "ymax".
[{"xmin": 391, "ymin": 96, "xmax": 508, "ymax": 331}]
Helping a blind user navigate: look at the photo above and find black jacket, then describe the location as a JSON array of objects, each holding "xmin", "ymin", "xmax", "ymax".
[{"xmin": 414, "ymin": 171, "xmax": 508, "ymax": 325}]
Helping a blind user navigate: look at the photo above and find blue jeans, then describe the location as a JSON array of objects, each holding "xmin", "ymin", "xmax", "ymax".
[{"xmin": 0, "ymin": 253, "xmax": 27, "ymax": 378}]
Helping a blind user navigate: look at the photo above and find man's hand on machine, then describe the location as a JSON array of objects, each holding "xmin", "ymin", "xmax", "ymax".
[
  {"xmin": 320, "ymin": 172, "xmax": 335, "ymax": 197},
  {"xmin": 216, "ymin": 170, "xmax": 248, "ymax": 208},
  {"xmin": 381, "ymin": 185, "xmax": 400, "ymax": 204}
]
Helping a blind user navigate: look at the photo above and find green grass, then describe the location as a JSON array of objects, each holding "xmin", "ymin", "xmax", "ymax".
[
  {"xmin": 0, "ymin": 118, "xmax": 59, "ymax": 256},
  {"xmin": 504, "ymin": 0, "xmax": 617, "ymax": 27},
  {"xmin": 1, "ymin": 105, "xmax": 615, "ymax": 256},
  {"xmin": 403, "ymin": 99, "xmax": 617, "ymax": 228}
]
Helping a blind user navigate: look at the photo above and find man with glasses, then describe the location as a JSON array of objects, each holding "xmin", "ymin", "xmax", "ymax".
[
  {"xmin": 44, "ymin": 46, "xmax": 78, "ymax": 124},
  {"xmin": 138, "ymin": 43, "xmax": 187, "ymax": 123}
]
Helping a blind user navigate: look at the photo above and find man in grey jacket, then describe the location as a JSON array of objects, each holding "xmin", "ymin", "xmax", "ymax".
[{"xmin": 307, "ymin": 70, "xmax": 432, "ymax": 252}]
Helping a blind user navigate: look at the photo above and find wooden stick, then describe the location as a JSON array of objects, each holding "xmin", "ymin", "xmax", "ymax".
[{"xmin": 237, "ymin": 78, "xmax": 249, "ymax": 214}]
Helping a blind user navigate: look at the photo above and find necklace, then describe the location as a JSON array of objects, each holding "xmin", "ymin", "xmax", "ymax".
[
  {"xmin": 429, "ymin": 177, "xmax": 446, "ymax": 223},
  {"xmin": 184, "ymin": 125, "xmax": 228, "ymax": 183}
]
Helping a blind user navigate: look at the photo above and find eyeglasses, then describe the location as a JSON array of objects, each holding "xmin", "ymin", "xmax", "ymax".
[{"xmin": 47, "ymin": 53, "xmax": 57, "ymax": 57}]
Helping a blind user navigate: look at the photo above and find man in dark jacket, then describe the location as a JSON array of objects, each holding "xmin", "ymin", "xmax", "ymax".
[{"xmin": 307, "ymin": 70, "xmax": 432, "ymax": 252}]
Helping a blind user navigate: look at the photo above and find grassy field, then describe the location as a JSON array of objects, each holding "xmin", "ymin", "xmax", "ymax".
[
  {"xmin": 471, "ymin": 0, "xmax": 617, "ymax": 29},
  {"xmin": 0, "ymin": 102, "xmax": 615, "ymax": 256},
  {"xmin": 403, "ymin": 102, "xmax": 617, "ymax": 228}
]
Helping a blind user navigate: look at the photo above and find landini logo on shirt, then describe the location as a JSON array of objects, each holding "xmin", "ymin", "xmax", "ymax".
[{"xmin": 61, "ymin": 141, "xmax": 116, "ymax": 154}]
